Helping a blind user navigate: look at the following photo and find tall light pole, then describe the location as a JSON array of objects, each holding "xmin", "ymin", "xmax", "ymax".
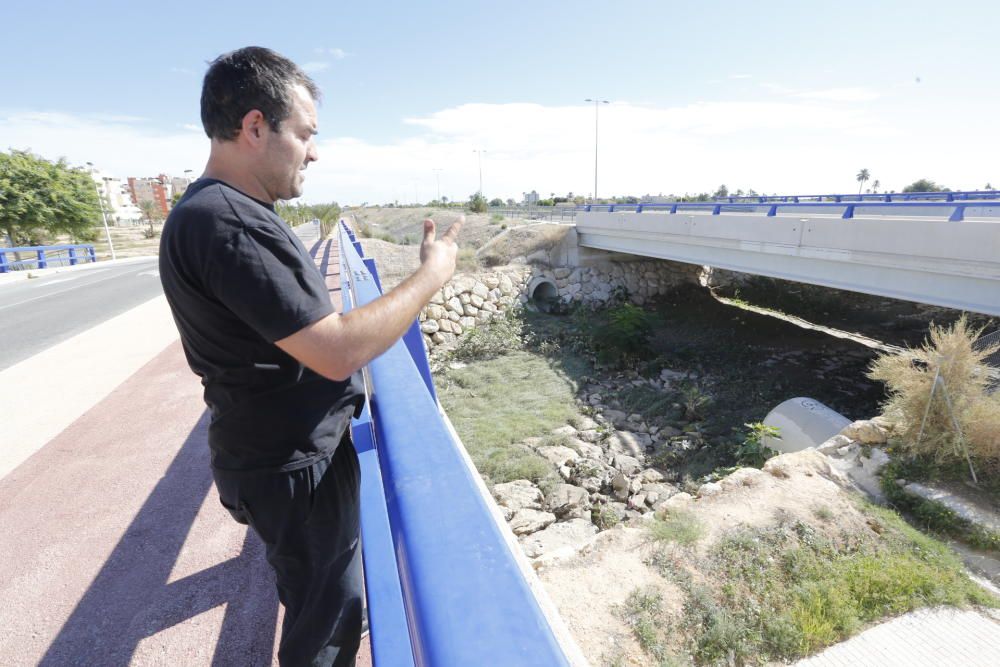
[
  {"xmin": 433, "ymin": 168, "xmax": 443, "ymax": 202},
  {"xmin": 86, "ymin": 162, "xmax": 116, "ymax": 260},
  {"xmin": 584, "ymin": 99, "xmax": 609, "ymax": 204},
  {"xmin": 472, "ymin": 149, "xmax": 486, "ymax": 196}
]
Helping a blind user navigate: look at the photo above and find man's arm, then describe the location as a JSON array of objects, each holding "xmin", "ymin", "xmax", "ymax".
[{"xmin": 275, "ymin": 217, "xmax": 463, "ymax": 381}]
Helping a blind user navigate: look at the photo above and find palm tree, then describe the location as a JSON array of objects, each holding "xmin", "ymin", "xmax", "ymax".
[
  {"xmin": 871, "ymin": 179, "xmax": 881, "ymax": 193},
  {"xmin": 856, "ymin": 169, "xmax": 871, "ymax": 194}
]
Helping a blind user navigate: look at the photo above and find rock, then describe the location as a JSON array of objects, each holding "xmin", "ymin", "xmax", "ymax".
[
  {"xmin": 472, "ymin": 282, "xmax": 489, "ymax": 299},
  {"xmin": 697, "ymin": 481, "xmax": 723, "ymax": 497},
  {"xmin": 572, "ymin": 441, "xmax": 604, "ymax": 459},
  {"xmin": 573, "ymin": 416, "xmax": 599, "ymax": 431},
  {"xmin": 577, "ymin": 429, "xmax": 601, "ymax": 443},
  {"xmin": 526, "ymin": 250, "xmax": 549, "ymax": 265},
  {"xmin": 602, "ymin": 409, "xmax": 629, "ymax": 427},
  {"xmin": 429, "ymin": 290, "xmax": 445, "ymax": 305},
  {"xmin": 483, "ymin": 275, "xmax": 500, "ymax": 290},
  {"xmin": 551, "ymin": 424, "xmax": 578, "ymax": 438},
  {"xmin": 654, "ymin": 492, "xmax": 693, "ymax": 517},
  {"xmin": 420, "ymin": 320, "xmax": 440, "ymax": 334},
  {"xmin": 617, "ymin": 431, "xmax": 652, "ymax": 457},
  {"xmin": 641, "ymin": 483, "xmax": 677, "ymax": 499},
  {"xmin": 719, "ymin": 467, "xmax": 766, "ymax": 490},
  {"xmin": 459, "ymin": 316, "xmax": 476, "ymax": 329},
  {"xmin": 446, "ymin": 296, "xmax": 463, "ymax": 313},
  {"xmin": 459, "ymin": 293, "xmax": 471, "ymax": 305},
  {"xmin": 425, "ymin": 304, "xmax": 447, "ymax": 320},
  {"xmin": 628, "ymin": 493, "xmax": 648, "ymax": 511},
  {"xmin": 499, "ymin": 274, "xmax": 514, "ymax": 294},
  {"xmin": 841, "ymin": 419, "xmax": 890, "ymax": 445},
  {"xmin": 463, "ymin": 304, "xmax": 479, "ymax": 317},
  {"xmin": 536, "ymin": 445, "xmax": 579, "ymax": 468},
  {"xmin": 763, "ymin": 450, "xmax": 847, "ymax": 483},
  {"xmin": 509, "ymin": 508, "xmax": 557, "ymax": 535},
  {"xmin": 492, "ymin": 480, "xmax": 544, "ymax": 518},
  {"xmin": 639, "ymin": 469, "xmax": 665, "ymax": 483},
  {"xmin": 817, "ymin": 434, "xmax": 853, "ymax": 454},
  {"xmin": 611, "ymin": 472, "xmax": 630, "ymax": 500},
  {"xmin": 553, "ymin": 267, "xmax": 572, "ymax": 279},
  {"xmin": 545, "ymin": 484, "xmax": 592, "ymax": 520},
  {"xmin": 657, "ymin": 425, "xmax": 682, "ymax": 438},
  {"xmin": 520, "ymin": 518, "xmax": 598, "ymax": 561},
  {"xmin": 613, "ymin": 454, "xmax": 643, "ymax": 476},
  {"xmin": 470, "ymin": 294, "xmax": 485, "ymax": 308}
]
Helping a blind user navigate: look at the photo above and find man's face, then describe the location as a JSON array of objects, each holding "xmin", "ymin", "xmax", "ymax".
[{"xmin": 261, "ymin": 84, "xmax": 318, "ymax": 201}]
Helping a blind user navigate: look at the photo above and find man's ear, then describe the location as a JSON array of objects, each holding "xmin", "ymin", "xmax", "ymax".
[{"xmin": 240, "ymin": 109, "xmax": 268, "ymax": 147}]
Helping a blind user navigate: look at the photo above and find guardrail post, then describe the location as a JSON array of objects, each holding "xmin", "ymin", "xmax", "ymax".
[
  {"xmin": 767, "ymin": 205, "xmax": 778, "ymax": 217},
  {"xmin": 68, "ymin": 247, "xmax": 78, "ymax": 266},
  {"xmin": 37, "ymin": 249, "xmax": 47, "ymax": 269},
  {"xmin": 842, "ymin": 205, "xmax": 855, "ymax": 219},
  {"xmin": 949, "ymin": 204, "xmax": 966, "ymax": 222},
  {"xmin": 670, "ymin": 203, "xmax": 678, "ymax": 214},
  {"xmin": 712, "ymin": 204, "xmax": 722, "ymax": 215},
  {"xmin": 88, "ymin": 246, "xmax": 96, "ymax": 262},
  {"xmin": 0, "ymin": 249, "xmax": 7, "ymax": 273},
  {"xmin": 636, "ymin": 204, "xmax": 643, "ymax": 213}
]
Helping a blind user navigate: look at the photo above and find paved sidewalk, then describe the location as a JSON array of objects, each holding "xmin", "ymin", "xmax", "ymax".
[
  {"xmin": 0, "ymin": 235, "xmax": 373, "ymax": 665},
  {"xmin": 796, "ymin": 606, "xmax": 1000, "ymax": 667}
]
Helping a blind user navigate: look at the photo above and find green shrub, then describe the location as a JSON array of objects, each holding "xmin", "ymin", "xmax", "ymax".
[
  {"xmin": 651, "ymin": 510, "xmax": 704, "ymax": 545},
  {"xmin": 736, "ymin": 422, "xmax": 780, "ymax": 467},
  {"xmin": 591, "ymin": 303, "xmax": 657, "ymax": 367},
  {"xmin": 450, "ymin": 311, "xmax": 526, "ymax": 362}
]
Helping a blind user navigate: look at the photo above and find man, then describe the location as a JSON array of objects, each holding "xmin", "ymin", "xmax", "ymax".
[{"xmin": 159, "ymin": 46, "xmax": 462, "ymax": 666}]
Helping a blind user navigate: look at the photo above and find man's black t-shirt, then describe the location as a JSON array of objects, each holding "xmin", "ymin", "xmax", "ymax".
[{"xmin": 159, "ymin": 178, "xmax": 364, "ymax": 472}]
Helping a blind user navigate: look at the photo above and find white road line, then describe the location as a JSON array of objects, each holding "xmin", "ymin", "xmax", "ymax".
[{"xmin": 0, "ymin": 265, "xmax": 154, "ymax": 312}]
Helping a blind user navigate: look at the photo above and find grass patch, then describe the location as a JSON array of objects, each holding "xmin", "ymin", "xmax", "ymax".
[
  {"xmin": 449, "ymin": 310, "xmax": 527, "ymax": 362},
  {"xmin": 650, "ymin": 511, "xmax": 705, "ymax": 546},
  {"xmin": 616, "ymin": 588, "xmax": 671, "ymax": 662},
  {"xmin": 618, "ymin": 384, "xmax": 680, "ymax": 422},
  {"xmin": 438, "ymin": 349, "xmax": 588, "ymax": 483},
  {"xmin": 660, "ymin": 507, "xmax": 996, "ymax": 664},
  {"xmin": 456, "ymin": 246, "xmax": 479, "ymax": 272}
]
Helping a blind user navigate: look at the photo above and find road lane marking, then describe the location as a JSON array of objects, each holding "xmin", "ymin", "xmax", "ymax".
[{"xmin": 0, "ymin": 264, "xmax": 155, "ymax": 312}]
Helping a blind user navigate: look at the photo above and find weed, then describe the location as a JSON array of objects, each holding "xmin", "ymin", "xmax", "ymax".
[
  {"xmin": 680, "ymin": 384, "xmax": 712, "ymax": 421},
  {"xmin": 650, "ymin": 511, "xmax": 704, "ymax": 546},
  {"xmin": 812, "ymin": 506, "xmax": 834, "ymax": 522},
  {"xmin": 450, "ymin": 311, "xmax": 526, "ymax": 362},
  {"xmin": 617, "ymin": 588, "xmax": 668, "ymax": 661},
  {"xmin": 456, "ymin": 246, "xmax": 479, "ymax": 272},
  {"xmin": 490, "ymin": 213, "xmax": 504, "ymax": 223},
  {"xmin": 592, "ymin": 506, "xmax": 620, "ymax": 530},
  {"xmin": 591, "ymin": 303, "xmax": 658, "ymax": 368},
  {"xmin": 735, "ymin": 421, "xmax": 780, "ymax": 467},
  {"xmin": 868, "ymin": 315, "xmax": 1000, "ymax": 478}
]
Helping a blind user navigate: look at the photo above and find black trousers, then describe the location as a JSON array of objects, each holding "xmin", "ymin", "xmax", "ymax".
[{"xmin": 214, "ymin": 438, "xmax": 363, "ymax": 667}]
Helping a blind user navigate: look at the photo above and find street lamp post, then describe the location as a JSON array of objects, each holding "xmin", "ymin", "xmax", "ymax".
[
  {"xmin": 86, "ymin": 162, "xmax": 116, "ymax": 261},
  {"xmin": 472, "ymin": 149, "xmax": 486, "ymax": 197},
  {"xmin": 433, "ymin": 168, "xmax": 443, "ymax": 202},
  {"xmin": 584, "ymin": 99, "xmax": 609, "ymax": 204}
]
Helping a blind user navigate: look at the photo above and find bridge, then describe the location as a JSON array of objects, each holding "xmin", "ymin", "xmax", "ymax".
[{"xmin": 573, "ymin": 199, "xmax": 1000, "ymax": 317}]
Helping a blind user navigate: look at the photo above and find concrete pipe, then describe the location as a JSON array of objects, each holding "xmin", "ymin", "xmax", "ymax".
[
  {"xmin": 762, "ymin": 397, "xmax": 850, "ymax": 453},
  {"xmin": 527, "ymin": 277, "xmax": 559, "ymax": 312}
]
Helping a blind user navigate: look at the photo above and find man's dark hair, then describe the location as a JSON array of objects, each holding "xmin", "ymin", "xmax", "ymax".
[{"xmin": 201, "ymin": 46, "xmax": 321, "ymax": 141}]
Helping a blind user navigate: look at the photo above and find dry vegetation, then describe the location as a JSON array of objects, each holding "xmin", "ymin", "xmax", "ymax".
[{"xmin": 868, "ymin": 316, "xmax": 1000, "ymax": 477}]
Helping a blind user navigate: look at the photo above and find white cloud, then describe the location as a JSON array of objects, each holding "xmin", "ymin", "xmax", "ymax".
[
  {"xmin": 793, "ymin": 87, "xmax": 880, "ymax": 103},
  {"xmin": 314, "ymin": 47, "xmax": 349, "ymax": 59},
  {"xmin": 180, "ymin": 123, "xmax": 202, "ymax": 132},
  {"xmin": 729, "ymin": 73, "xmax": 753, "ymax": 79},
  {"xmin": 2, "ymin": 94, "xmax": 994, "ymax": 206},
  {"xmin": 0, "ymin": 110, "xmax": 208, "ymax": 179},
  {"xmin": 301, "ymin": 61, "xmax": 331, "ymax": 73}
]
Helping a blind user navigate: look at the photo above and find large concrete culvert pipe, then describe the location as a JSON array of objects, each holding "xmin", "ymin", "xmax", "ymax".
[{"xmin": 527, "ymin": 277, "xmax": 559, "ymax": 312}]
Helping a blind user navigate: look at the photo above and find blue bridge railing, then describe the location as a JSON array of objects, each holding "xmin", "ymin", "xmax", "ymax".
[
  {"xmin": 338, "ymin": 221, "xmax": 575, "ymax": 666},
  {"xmin": 714, "ymin": 189, "xmax": 1000, "ymax": 203},
  {"xmin": 576, "ymin": 199, "xmax": 1000, "ymax": 221},
  {"xmin": 0, "ymin": 244, "xmax": 97, "ymax": 273}
]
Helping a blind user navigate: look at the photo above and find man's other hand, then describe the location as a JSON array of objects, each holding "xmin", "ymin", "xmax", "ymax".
[{"xmin": 419, "ymin": 215, "xmax": 464, "ymax": 285}]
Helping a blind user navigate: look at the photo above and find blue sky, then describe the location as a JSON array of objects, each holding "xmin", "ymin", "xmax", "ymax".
[{"xmin": 3, "ymin": 0, "xmax": 998, "ymax": 204}]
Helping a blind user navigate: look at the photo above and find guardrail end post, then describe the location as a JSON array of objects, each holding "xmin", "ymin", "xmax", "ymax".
[
  {"xmin": 767, "ymin": 205, "xmax": 778, "ymax": 217},
  {"xmin": 37, "ymin": 249, "xmax": 47, "ymax": 269},
  {"xmin": 712, "ymin": 204, "xmax": 721, "ymax": 215},
  {"xmin": 842, "ymin": 204, "xmax": 855, "ymax": 219},
  {"xmin": 949, "ymin": 205, "xmax": 965, "ymax": 222}
]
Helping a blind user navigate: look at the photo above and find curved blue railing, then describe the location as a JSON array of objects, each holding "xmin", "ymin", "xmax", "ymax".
[
  {"xmin": 339, "ymin": 222, "xmax": 572, "ymax": 666},
  {"xmin": 0, "ymin": 244, "xmax": 96, "ymax": 273},
  {"xmin": 576, "ymin": 199, "xmax": 1000, "ymax": 221}
]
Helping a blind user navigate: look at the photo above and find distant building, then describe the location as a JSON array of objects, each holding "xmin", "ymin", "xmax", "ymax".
[
  {"xmin": 128, "ymin": 173, "xmax": 190, "ymax": 219},
  {"xmin": 640, "ymin": 194, "xmax": 673, "ymax": 204},
  {"xmin": 523, "ymin": 190, "xmax": 540, "ymax": 205},
  {"xmin": 88, "ymin": 168, "xmax": 143, "ymax": 225}
]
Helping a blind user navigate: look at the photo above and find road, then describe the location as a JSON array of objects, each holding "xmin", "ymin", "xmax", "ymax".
[{"xmin": 0, "ymin": 257, "xmax": 163, "ymax": 370}]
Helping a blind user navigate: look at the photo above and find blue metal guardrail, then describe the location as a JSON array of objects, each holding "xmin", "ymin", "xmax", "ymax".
[
  {"xmin": 338, "ymin": 221, "xmax": 570, "ymax": 666},
  {"xmin": 715, "ymin": 189, "xmax": 1000, "ymax": 203},
  {"xmin": 0, "ymin": 244, "xmax": 96, "ymax": 273},
  {"xmin": 576, "ymin": 199, "xmax": 1000, "ymax": 221}
]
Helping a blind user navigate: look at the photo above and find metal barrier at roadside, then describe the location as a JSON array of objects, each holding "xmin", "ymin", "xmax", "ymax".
[
  {"xmin": 337, "ymin": 220, "xmax": 575, "ymax": 666},
  {"xmin": 0, "ymin": 244, "xmax": 97, "ymax": 273}
]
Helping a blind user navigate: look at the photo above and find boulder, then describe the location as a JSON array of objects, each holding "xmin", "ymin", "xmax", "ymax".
[
  {"xmin": 509, "ymin": 508, "xmax": 557, "ymax": 536},
  {"xmin": 545, "ymin": 484, "xmax": 592, "ymax": 520},
  {"xmin": 573, "ymin": 416, "xmax": 599, "ymax": 431},
  {"xmin": 697, "ymin": 481, "xmax": 723, "ymax": 497},
  {"xmin": 840, "ymin": 419, "xmax": 890, "ymax": 445},
  {"xmin": 617, "ymin": 431, "xmax": 652, "ymax": 457},
  {"xmin": 653, "ymin": 492, "xmax": 693, "ymax": 517},
  {"xmin": 612, "ymin": 454, "xmax": 643, "ymax": 476},
  {"xmin": 817, "ymin": 434, "xmax": 854, "ymax": 454},
  {"xmin": 551, "ymin": 424, "xmax": 578, "ymax": 438},
  {"xmin": 520, "ymin": 518, "xmax": 599, "ymax": 561},
  {"xmin": 446, "ymin": 296, "xmax": 463, "ymax": 313},
  {"xmin": 536, "ymin": 445, "xmax": 579, "ymax": 468},
  {"xmin": 492, "ymin": 479, "xmax": 544, "ymax": 518},
  {"xmin": 420, "ymin": 320, "xmax": 440, "ymax": 334},
  {"xmin": 577, "ymin": 429, "xmax": 601, "ymax": 443},
  {"xmin": 602, "ymin": 409, "xmax": 629, "ymax": 427}
]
